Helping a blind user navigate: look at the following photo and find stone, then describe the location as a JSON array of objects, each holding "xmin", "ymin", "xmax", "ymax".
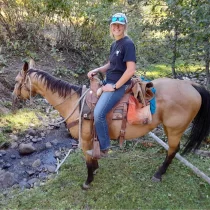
[
  {"xmin": 45, "ymin": 142, "xmax": 52, "ymax": 149},
  {"xmin": 19, "ymin": 180, "xmax": 31, "ymax": 190},
  {"xmin": 32, "ymin": 159, "xmax": 41, "ymax": 168},
  {"xmin": 54, "ymin": 150, "xmax": 61, "ymax": 158},
  {"xmin": 51, "ymin": 139, "xmax": 58, "ymax": 146},
  {"xmin": 9, "ymin": 134, "xmax": 18, "ymax": 141},
  {"xmin": 28, "ymin": 128, "xmax": 36, "ymax": 136},
  {"xmin": 10, "ymin": 142, "xmax": 18, "ymax": 149},
  {"xmin": 28, "ymin": 178, "xmax": 39, "ymax": 187},
  {"xmin": 2, "ymin": 163, "xmax": 11, "ymax": 169},
  {"xmin": 46, "ymin": 165, "xmax": 56, "ymax": 173},
  {"xmin": 19, "ymin": 143, "xmax": 36, "ymax": 155},
  {"xmin": 0, "ymin": 150, "xmax": 6, "ymax": 156},
  {"xmin": 31, "ymin": 138, "xmax": 38, "ymax": 143},
  {"xmin": 0, "ymin": 171, "xmax": 16, "ymax": 188},
  {"xmin": 10, "ymin": 155, "xmax": 16, "ymax": 159},
  {"xmin": 25, "ymin": 170, "xmax": 35, "ymax": 176}
]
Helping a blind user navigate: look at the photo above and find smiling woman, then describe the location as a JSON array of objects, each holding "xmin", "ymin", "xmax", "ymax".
[{"xmin": 86, "ymin": 13, "xmax": 136, "ymax": 159}]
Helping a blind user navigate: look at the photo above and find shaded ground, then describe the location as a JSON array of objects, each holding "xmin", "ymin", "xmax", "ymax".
[{"xmin": 0, "ymin": 122, "xmax": 78, "ymax": 190}]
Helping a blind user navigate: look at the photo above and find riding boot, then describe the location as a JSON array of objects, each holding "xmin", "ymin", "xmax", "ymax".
[{"xmin": 86, "ymin": 149, "xmax": 109, "ymax": 159}]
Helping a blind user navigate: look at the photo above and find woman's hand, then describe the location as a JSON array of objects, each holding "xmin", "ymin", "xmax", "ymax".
[
  {"xmin": 87, "ymin": 69, "xmax": 98, "ymax": 79},
  {"xmin": 102, "ymin": 84, "xmax": 115, "ymax": 92}
]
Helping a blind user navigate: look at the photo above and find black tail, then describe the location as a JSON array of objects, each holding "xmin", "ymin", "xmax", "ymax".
[{"xmin": 182, "ymin": 84, "xmax": 210, "ymax": 154}]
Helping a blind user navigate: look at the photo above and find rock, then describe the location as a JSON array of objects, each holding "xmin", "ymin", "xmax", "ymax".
[
  {"xmin": 46, "ymin": 165, "xmax": 56, "ymax": 173},
  {"xmin": 0, "ymin": 171, "xmax": 16, "ymax": 188},
  {"xmin": 2, "ymin": 163, "xmax": 11, "ymax": 169},
  {"xmin": 37, "ymin": 138, "xmax": 42, "ymax": 142},
  {"xmin": 45, "ymin": 142, "xmax": 52, "ymax": 149},
  {"xmin": 9, "ymin": 134, "xmax": 18, "ymax": 141},
  {"xmin": 32, "ymin": 159, "xmax": 41, "ymax": 168},
  {"xmin": 10, "ymin": 142, "xmax": 18, "ymax": 149},
  {"xmin": 40, "ymin": 132, "xmax": 45, "ymax": 137},
  {"xmin": 39, "ymin": 172, "xmax": 48, "ymax": 180},
  {"xmin": 0, "ymin": 150, "xmax": 6, "ymax": 156},
  {"xmin": 19, "ymin": 143, "xmax": 36, "ymax": 155},
  {"xmin": 10, "ymin": 155, "xmax": 16, "ymax": 159},
  {"xmin": 28, "ymin": 178, "xmax": 39, "ymax": 187},
  {"xmin": 51, "ymin": 139, "xmax": 58, "ymax": 146},
  {"xmin": 54, "ymin": 150, "xmax": 61, "ymax": 158},
  {"xmin": 19, "ymin": 180, "xmax": 31, "ymax": 190},
  {"xmin": 31, "ymin": 138, "xmax": 38, "ymax": 143},
  {"xmin": 28, "ymin": 128, "xmax": 36, "ymax": 136},
  {"xmin": 25, "ymin": 170, "xmax": 35, "ymax": 176}
]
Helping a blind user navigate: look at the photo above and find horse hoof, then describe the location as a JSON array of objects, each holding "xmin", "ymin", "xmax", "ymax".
[
  {"xmin": 151, "ymin": 176, "xmax": 161, "ymax": 182},
  {"xmin": 82, "ymin": 182, "xmax": 90, "ymax": 190}
]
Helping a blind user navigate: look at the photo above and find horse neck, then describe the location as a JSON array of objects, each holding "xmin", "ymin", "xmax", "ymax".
[{"xmin": 30, "ymin": 75, "xmax": 80, "ymax": 119}]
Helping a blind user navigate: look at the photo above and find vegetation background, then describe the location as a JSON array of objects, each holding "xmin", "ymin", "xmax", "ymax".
[
  {"xmin": 0, "ymin": 0, "xmax": 210, "ymax": 88},
  {"xmin": 0, "ymin": 0, "xmax": 210, "ymax": 209}
]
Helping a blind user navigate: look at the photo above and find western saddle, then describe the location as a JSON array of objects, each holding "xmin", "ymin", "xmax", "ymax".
[{"xmin": 67, "ymin": 76, "xmax": 154, "ymax": 147}]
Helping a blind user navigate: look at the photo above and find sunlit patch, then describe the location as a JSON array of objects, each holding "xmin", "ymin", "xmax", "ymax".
[
  {"xmin": 136, "ymin": 63, "xmax": 204, "ymax": 79},
  {"xmin": 0, "ymin": 109, "xmax": 45, "ymax": 133}
]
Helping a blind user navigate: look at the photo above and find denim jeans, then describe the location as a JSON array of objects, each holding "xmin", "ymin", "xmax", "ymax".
[{"xmin": 94, "ymin": 84, "xmax": 127, "ymax": 151}]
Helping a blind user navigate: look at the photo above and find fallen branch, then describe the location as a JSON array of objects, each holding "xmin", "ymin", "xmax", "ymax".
[
  {"xmin": 55, "ymin": 148, "xmax": 74, "ymax": 173},
  {"xmin": 149, "ymin": 132, "xmax": 210, "ymax": 185}
]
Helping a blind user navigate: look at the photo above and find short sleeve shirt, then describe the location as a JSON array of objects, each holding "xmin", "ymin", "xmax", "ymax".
[{"xmin": 106, "ymin": 36, "xmax": 136, "ymax": 85}]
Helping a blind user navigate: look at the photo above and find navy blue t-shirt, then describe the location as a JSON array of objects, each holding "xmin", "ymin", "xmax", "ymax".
[{"xmin": 106, "ymin": 36, "xmax": 136, "ymax": 85}]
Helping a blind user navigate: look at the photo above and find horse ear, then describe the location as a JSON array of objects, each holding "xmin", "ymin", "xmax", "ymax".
[
  {"xmin": 22, "ymin": 62, "xmax": 29, "ymax": 72},
  {"xmin": 29, "ymin": 59, "xmax": 35, "ymax": 69}
]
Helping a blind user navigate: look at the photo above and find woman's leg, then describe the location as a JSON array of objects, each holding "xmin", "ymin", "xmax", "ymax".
[{"xmin": 94, "ymin": 85, "xmax": 126, "ymax": 151}]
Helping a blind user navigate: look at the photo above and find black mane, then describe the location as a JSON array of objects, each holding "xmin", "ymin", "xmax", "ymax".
[{"xmin": 28, "ymin": 69, "xmax": 82, "ymax": 98}]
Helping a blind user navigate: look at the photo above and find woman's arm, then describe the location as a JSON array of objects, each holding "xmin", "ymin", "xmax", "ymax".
[
  {"xmin": 115, "ymin": 61, "xmax": 136, "ymax": 89},
  {"xmin": 102, "ymin": 61, "xmax": 136, "ymax": 92},
  {"xmin": 87, "ymin": 62, "xmax": 110, "ymax": 79}
]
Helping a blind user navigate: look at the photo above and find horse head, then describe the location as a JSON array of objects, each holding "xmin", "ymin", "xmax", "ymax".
[{"xmin": 12, "ymin": 60, "xmax": 36, "ymax": 104}]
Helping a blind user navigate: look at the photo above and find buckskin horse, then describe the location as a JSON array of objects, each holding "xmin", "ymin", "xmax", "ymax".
[{"xmin": 12, "ymin": 61, "xmax": 210, "ymax": 189}]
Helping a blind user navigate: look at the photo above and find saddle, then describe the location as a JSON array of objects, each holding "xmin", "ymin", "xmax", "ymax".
[{"xmin": 78, "ymin": 76, "xmax": 154, "ymax": 146}]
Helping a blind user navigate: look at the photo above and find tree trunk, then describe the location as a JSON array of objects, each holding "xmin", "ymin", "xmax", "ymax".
[
  {"xmin": 171, "ymin": 27, "xmax": 178, "ymax": 79},
  {"xmin": 204, "ymin": 39, "xmax": 210, "ymax": 90}
]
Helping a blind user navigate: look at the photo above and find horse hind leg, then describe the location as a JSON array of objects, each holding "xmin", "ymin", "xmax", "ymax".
[{"xmin": 152, "ymin": 128, "xmax": 182, "ymax": 182}]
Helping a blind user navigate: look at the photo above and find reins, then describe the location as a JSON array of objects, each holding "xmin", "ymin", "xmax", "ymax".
[{"xmin": 48, "ymin": 88, "xmax": 90, "ymax": 126}]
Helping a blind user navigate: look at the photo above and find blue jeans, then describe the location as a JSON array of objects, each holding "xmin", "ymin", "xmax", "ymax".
[{"xmin": 94, "ymin": 84, "xmax": 127, "ymax": 151}]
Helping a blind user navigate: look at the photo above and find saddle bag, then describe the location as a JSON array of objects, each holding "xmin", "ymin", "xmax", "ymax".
[{"xmin": 127, "ymin": 95, "xmax": 152, "ymax": 125}]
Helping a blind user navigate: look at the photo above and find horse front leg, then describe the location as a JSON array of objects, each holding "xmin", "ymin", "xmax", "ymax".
[
  {"xmin": 81, "ymin": 137, "xmax": 99, "ymax": 189},
  {"xmin": 152, "ymin": 132, "xmax": 181, "ymax": 182},
  {"xmin": 82, "ymin": 156, "xmax": 99, "ymax": 189}
]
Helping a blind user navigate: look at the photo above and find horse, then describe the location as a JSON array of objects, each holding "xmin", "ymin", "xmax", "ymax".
[{"xmin": 12, "ymin": 61, "xmax": 210, "ymax": 189}]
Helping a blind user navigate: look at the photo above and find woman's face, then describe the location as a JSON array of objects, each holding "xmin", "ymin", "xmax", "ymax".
[{"xmin": 110, "ymin": 23, "xmax": 126, "ymax": 40}]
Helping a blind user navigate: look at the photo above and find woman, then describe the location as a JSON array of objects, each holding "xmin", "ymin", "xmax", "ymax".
[{"xmin": 87, "ymin": 13, "xmax": 136, "ymax": 158}]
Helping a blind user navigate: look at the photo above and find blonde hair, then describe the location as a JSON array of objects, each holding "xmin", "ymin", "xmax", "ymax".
[{"xmin": 109, "ymin": 24, "xmax": 128, "ymax": 39}]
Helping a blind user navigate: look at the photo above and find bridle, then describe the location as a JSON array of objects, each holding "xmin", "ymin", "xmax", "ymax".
[{"xmin": 16, "ymin": 71, "xmax": 33, "ymax": 104}]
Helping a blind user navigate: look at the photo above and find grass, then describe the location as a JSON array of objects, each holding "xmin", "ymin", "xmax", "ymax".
[
  {"xmin": 1, "ymin": 141, "xmax": 210, "ymax": 209},
  {"xmin": 137, "ymin": 62, "xmax": 204, "ymax": 79},
  {"xmin": 0, "ymin": 108, "xmax": 46, "ymax": 143}
]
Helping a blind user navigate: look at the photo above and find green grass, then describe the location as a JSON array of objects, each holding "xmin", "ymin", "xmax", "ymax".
[
  {"xmin": 1, "ymin": 143, "xmax": 210, "ymax": 209},
  {"xmin": 137, "ymin": 62, "xmax": 204, "ymax": 79},
  {"xmin": 0, "ymin": 108, "xmax": 46, "ymax": 143}
]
